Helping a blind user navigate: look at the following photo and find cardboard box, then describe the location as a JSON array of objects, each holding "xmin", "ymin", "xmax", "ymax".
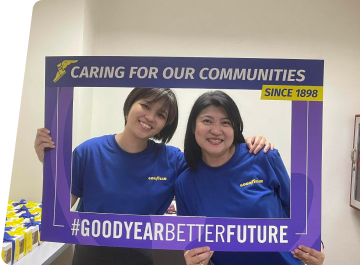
[
  {"xmin": 1, "ymin": 242, "xmax": 12, "ymax": 265},
  {"xmin": 6, "ymin": 233, "xmax": 25, "ymax": 262}
]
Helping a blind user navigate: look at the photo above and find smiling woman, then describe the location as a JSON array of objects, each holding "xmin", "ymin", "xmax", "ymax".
[
  {"xmin": 184, "ymin": 90, "xmax": 245, "ymax": 170},
  {"xmin": 71, "ymin": 88, "xmax": 182, "ymax": 216},
  {"xmin": 176, "ymin": 91, "xmax": 324, "ymax": 265},
  {"xmin": 122, "ymin": 88, "xmax": 178, "ymax": 145},
  {"xmin": 195, "ymin": 105, "xmax": 237, "ymax": 167},
  {"xmin": 34, "ymin": 87, "xmax": 273, "ymax": 265},
  {"xmin": 37, "ymin": 87, "xmax": 187, "ymax": 265}
]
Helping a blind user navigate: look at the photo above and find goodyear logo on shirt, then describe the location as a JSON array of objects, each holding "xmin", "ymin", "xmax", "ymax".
[
  {"xmin": 148, "ymin": 176, "xmax": 167, "ymax": 181},
  {"xmin": 240, "ymin": 179, "xmax": 263, "ymax": 187}
]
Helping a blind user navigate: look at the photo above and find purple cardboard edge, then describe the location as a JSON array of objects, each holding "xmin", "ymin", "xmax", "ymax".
[{"xmin": 42, "ymin": 56, "xmax": 323, "ymax": 252}]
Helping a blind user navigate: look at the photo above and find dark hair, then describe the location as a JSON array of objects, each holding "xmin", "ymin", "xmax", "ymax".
[
  {"xmin": 184, "ymin": 90, "xmax": 245, "ymax": 170},
  {"xmin": 123, "ymin": 87, "xmax": 178, "ymax": 143}
]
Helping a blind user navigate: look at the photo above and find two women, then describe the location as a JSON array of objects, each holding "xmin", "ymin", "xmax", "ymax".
[
  {"xmin": 175, "ymin": 91, "xmax": 325, "ymax": 265},
  {"xmin": 35, "ymin": 87, "xmax": 270, "ymax": 265}
]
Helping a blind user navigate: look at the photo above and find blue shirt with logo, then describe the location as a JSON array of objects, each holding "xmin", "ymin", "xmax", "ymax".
[
  {"xmin": 175, "ymin": 143, "xmax": 300, "ymax": 265},
  {"xmin": 71, "ymin": 134, "xmax": 187, "ymax": 215}
]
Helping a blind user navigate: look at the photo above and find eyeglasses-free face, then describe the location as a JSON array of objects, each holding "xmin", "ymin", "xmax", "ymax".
[
  {"xmin": 194, "ymin": 105, "xmax": 235, "ymax": 165},
  {"xmin": 125, "ymin": 98, "xmax": 169, "ymax": 141}
]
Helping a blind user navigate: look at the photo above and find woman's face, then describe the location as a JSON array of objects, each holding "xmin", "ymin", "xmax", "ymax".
[
  {"xmin": 195, "ymin": 105, "xmax": 234, "ymax": 158},
  {"xmin": 126, "ymin": 97, "xmax": 169, "ymax": 140}
]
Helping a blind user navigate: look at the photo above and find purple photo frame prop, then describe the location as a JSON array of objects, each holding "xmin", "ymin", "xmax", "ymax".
[{"xmin": 42, "ymin": 56, "xmax": 323, "ymax": 251}]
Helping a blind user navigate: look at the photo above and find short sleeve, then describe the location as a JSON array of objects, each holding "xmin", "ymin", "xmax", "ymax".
[
  {"xmin": 175, "ymin": 170, "xmax": 195, "ymax": 217},
  {"xmin": 175, "ymin": 184, "xmax": 191, "ymax": 217},
  {"xmin": 71, "ymin": 148, "xmax": 84, "ymax": 197},
  {"xmin": 268, "ymin": 150, "xmax": 290, "ymax": 216},
  {"xmin": 175, "ymin": 149, "xmax": 188, "ymax": 178}
]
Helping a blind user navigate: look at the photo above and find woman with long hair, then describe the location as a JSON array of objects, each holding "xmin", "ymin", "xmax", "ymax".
[{"xmin": 175, "ymin": 91, "xmax": 325, "ymax": 265}]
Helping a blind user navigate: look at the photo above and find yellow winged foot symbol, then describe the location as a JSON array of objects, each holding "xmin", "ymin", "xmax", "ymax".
[{"xmin": 53, "ymin": 60, "xmax": 78, "ymax": 83}]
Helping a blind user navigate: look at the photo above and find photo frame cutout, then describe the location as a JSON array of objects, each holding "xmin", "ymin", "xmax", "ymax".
[{"xmin": 42, "ymin": 56, "xmax": 323, "ymax": 252}]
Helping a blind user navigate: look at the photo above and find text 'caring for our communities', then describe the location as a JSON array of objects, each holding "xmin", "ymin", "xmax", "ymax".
[{"xmin": 70, "ymin": 66, "xmax": 306, "ymax": 82}]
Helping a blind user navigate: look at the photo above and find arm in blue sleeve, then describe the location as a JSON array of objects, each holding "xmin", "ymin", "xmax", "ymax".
[
  {"xmin": 175, "ymin": 179, "xmax": 192, "ymax": 217},
  {"xmin": 269, "ymin": 150, "xmax": 290, "ymax": 216},
  {"xmin": 71, "ymin": 148, "xmax": 84, "ymax": 197},
  {"xmin": 176, "ymin": 149, "xmax": 188, "ymax": 178}
]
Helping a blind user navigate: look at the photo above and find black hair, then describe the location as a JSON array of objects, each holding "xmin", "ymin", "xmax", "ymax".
[
  {"xmin": 184, "ymin": 90, "xmax": 245, "ymax": 170},
  {"xmin": 123, "ymin": 87, "xmax": 178, "ymax": 143}
]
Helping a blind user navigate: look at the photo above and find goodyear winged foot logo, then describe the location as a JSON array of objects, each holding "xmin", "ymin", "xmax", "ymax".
[{"xmin": 53, "ymin": 60, "xmax": 78, "ymax": 83}]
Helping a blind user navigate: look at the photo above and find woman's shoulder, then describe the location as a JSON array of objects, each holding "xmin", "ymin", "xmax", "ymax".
[
  {"xmin": 153, "ymin": 141, "xmax": 181, "ymax": 151},
  {"xmin": 237, "ymin": 143, "xmax": 280, "ymax": 160},
  {"xmin": 175, "ymin": 167, "xmax": 193, "ymax": 186},
  {"xmin": 74, "ymin": 135, "xmax": 113, "ymax": 153},
  {"xmin": 235, "ymin": 143, "xmax": 282, "ymax": 170},
  {"xmin": 153, "ymin": 142, "xmax": 184, "ymax": 156}
]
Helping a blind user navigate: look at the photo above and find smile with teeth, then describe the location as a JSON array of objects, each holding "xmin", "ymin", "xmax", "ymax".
[
  {"xmin": 208, "ymin": 139, "xmax": 223, "ymax": 144},
  {"xmin": 140, "ymin": 121, "xmax": 152, "ymax": 130}
]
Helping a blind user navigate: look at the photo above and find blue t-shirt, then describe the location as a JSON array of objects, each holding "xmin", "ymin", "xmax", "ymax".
[
  {"xmin": 175, "ymin": 143, "xmax": 300, "ymax": 265},
  {"xmin": 71, "ymin": 135, "xmax": 187, "ymax": 215}
]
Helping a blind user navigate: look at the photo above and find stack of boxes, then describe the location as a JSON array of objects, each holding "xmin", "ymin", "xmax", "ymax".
[{"xmin": 2, "ymin": 200, "xmax": 42, "ymax": 265}]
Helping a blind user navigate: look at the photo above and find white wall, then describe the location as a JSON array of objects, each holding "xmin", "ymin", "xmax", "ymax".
[
  {"xmin": 8, "ymin": 0, "xmax": 360, "ymax": 264},
  {"xmin": 9, "ymin": 0, "xmax": 86, "ymax": 202}
]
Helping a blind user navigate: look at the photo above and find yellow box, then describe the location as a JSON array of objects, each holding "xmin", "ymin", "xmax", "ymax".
[
  {"xmin": 2, "ymin": 242, "xmax": 13, "ymax": 265},
  {"xmin": 8, "ymin": 227, "xmax": 33, "ymax": 257},
  {"xmin": 6, "ymin": 234, "xmax": 25, "ymax": 262}
]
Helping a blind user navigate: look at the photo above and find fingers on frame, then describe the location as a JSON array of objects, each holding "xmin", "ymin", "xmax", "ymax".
[
  {"xmin": 294, "ymin": 250, "xmax": 316, "ymax": 264},
  {"xmin": 37, "ymin": 128, "xmax": 50, "ymax": 134},
  {"xmin": 298, "ymin": 246, "xmax": 317, "ymax": 256},
  {"xmin": 36, "ymin": 130, "xmax": 51, "ymax": 139},
  {"xmin": 35, "ymin": 136, "xmax": 54, "ymax": 145},
  {"xmin": 299, "ymin": 245, "xmax": 325, "ymax": 261},
  {"xmin": 292, "ymin": 254, "xmax": 307, "ymax": 263},
  {"xmin": 191, "ymin": 252, "xmax": 212, "ymax": 264},
  {"xmin": 39, "ymin": 142, "xmax": 55, "ymax": 149},
  {"xmin": 41, "ymin": 136, "xmax": 54, "ymax": 143},
  {"xmin": 186, "ymin": 247, "xmax": 211, "ymax": 258}
]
